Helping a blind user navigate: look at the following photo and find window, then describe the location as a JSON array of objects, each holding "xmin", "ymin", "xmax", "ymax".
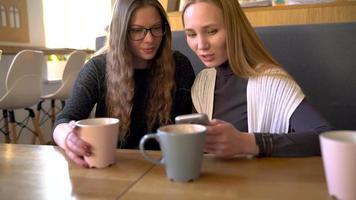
[
  {"xmin": 14, "ymin": 7, "xmax": 20, "ymax": 28},
  {"xmin": 42, "ymin": 0, "xmax": 112, "ymax": 49},
  {"xmin": 0, "ymin": 4, "xmax": 6, "ymax": 27},
  {"xmin": 9, "ymin": 6, "xmax": 20, "ymax": 28},
  {"xmin": 9, "ymin": 6, "xmax": 14, "ymax": 28}
]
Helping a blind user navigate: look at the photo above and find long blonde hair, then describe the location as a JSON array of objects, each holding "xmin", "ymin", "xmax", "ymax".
[
  {"xmin": 101, "ymin": 0, "xmax": 175, "ymax": 140},
  {"xmin": 182, "ymin": 0, "xmax": 280, "ymax": 78}
]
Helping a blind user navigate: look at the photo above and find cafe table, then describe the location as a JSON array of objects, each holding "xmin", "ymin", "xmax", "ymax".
[
  {"xmin": 0, "ymin": 144, "xmax": 332, "ymax": 200},
  {"xmin": 0, "ymin": 144, "xmax": 157, "ymax": 200},
  {"xmin": 121, "ymin": 155, "xmax": 332, "ymax": 200}
]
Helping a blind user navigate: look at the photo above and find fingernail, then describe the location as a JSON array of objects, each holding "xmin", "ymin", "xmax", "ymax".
[
  {"xmin": 84, "ymin": 145, "xmax": 91, "ymax": 151},
  {"xmin": 68, "ymin": 120, "xmax": 76, "ymax": 129}
]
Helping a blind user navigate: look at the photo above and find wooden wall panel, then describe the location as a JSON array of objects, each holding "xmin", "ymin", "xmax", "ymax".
[
  {"xmin": 168, "ymin": 1, "xmax": 356, "ymax": 31},
  {"xmin": 159, "ymin": 0, "xmax": 180, "ymax": 11},
  {"xmin": 0, "ymin": 0, "xmax": 29, "ymax": 42}
]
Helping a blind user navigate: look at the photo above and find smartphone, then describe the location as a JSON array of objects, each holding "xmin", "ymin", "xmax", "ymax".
[{"xmin": 174, "ymin": 113, "xmax": 209, "ymax": 125}]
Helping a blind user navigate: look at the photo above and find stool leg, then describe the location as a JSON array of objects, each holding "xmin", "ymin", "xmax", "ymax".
[
  {"xmin": 27, "ymin": 108, "xmax": 46, "ymax": 145},
  {"xmin": 61, "ymin": 100, "xmax": 65, "ymax": 109},
  {"xmin": 50, "ymin": 99, "xmax": 56, "ymax": 129},
  {"xmin": 36, "ymin": 99, "xmax": 44, "ymax": 125},
  {"xmin": 26, "ymin": 108, "xmax": 37, "ymax": 144},
  {"xmin": 2, "ymin": 109, "xmax": 11, "ymax": 143},
  {"xmin": 8, "ymin": 110, "xmax": 17, "ymax": 144},
  {"xmin": 31, "ymin": 118, "xmax": 45, "ymax": 144}
]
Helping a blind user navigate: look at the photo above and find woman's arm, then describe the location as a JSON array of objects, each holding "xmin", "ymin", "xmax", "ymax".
[
  {"xmin": 255, "ymin": 99, "xmax": 332, "ymax": 157},
  {"xmin": 205, "ymin": 99, "xmax": 331, "ymax": 158},
  {"xmin": 55, "ymin": 56, "xmax": 105, "ymax": 126},
  {"xmin": 53, "ymin": 55, "xmax": 106, "ymax": 167}
]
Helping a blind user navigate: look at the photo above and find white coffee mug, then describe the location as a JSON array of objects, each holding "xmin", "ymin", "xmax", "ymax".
[
  {"xmin": 140, "ymin": 124, "xmax": 206, "ymax": 182},
  {"xmin": 76, "ymin": 118, "xmax": 119, "ymax": 168},
  {"xmin": 320, "ymin": 130, "xmax": 356, "ymax": 200}
]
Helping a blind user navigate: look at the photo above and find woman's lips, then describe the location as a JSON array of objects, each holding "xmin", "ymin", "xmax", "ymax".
[
  {"xmin": 142, "ymin": 47, "xmax": 155, "ymax": 54},
  {"xmin": 200, "ymin": 54, "xmax": 214, "ymax": 62}
]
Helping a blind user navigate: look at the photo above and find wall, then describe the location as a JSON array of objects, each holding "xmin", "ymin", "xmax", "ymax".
[
  {"xmin": 168, "ymin": 1, "xmax": 356, "ymax": 31},
  {"xmin": 1, "ymin": 0, "xmax": 46, "ymax": 91},
  {"xmin": 0, "ymin": 0, "xmax": 45, "ymax": 46}
]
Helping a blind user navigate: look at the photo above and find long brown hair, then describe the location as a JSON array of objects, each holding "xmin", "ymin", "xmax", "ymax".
[
  {"xmin": 102, "ymin": 0, "xmax": 175, "ymax": 140},
  {"xmin": 182, "ymin": 0, "xmax": 280, "ymax": 78}
]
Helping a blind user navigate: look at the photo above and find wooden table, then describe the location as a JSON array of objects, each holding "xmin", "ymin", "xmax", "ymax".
[
  {"xmin": 0, "ymin": 144, "xmax": 156, "ymax": 200},
  {"xmin": 0, "ymin": 144, "xmax": 332, "ymax": 200},
  {"xmin": 121, "ymin": 155, "xmax": 331, "ymax": 200}
]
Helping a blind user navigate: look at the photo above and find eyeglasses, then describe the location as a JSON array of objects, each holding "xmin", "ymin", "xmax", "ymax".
[{"xmin": 128, "ymin": 24, "xmax": 166, "ymax": 41}]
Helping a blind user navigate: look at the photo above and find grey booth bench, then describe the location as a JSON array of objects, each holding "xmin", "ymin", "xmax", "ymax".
[{"xmin": 172, "ymin": 22, "xmax": 356, "ymax": 130}]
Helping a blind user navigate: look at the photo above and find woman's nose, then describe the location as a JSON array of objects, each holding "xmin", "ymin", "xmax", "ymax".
[
  {"xmin": 197, "ymin": 36, "xmax": 209, "ymax": 50},
  {"xmin": 143, "ymin": 31, "xmax": 154, "ymax": 42}
]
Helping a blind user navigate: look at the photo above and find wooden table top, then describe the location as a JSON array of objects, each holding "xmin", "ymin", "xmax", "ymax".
[
  {"xmin": 0, "ymin": 144, "xmax": 157, "ymax": 200},
  {"xmin": 0, "ymin": 144, "xmax": 332, "ymax": 200},
  {"xmin": 121, "ymin": 155, "xmax": 332, "ymax": 200}
]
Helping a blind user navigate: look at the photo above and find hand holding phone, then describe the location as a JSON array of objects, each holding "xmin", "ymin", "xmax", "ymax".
[{"xmin": 174, "ymin": 113, "xmax": 209, "ymax": 125}]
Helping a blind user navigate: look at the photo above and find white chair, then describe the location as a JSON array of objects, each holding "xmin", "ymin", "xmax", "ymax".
[
  {"xmin": 0, "ymin": 50, "xmax": 45, "ymax": 144},
  {"xmin": 36, "ymin": 50, "xmax": 86, "ymax": 128},
  {"xmin": 0, "ymin": 49, "xmax": 8, "ymax": 142}
]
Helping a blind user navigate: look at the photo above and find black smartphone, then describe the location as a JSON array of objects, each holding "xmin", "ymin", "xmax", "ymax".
[{"xmin": 174, "ymin": 113, "xmax": 209, "ymax": 125}]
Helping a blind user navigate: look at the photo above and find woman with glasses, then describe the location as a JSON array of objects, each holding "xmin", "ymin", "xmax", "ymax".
[
  {"xmin": 182, "ymin": 0, "xmax": 332, "ymax": 157},
  {"xmin": 53, "ymin": 0, "xmax": 195, "ymax": 167}
]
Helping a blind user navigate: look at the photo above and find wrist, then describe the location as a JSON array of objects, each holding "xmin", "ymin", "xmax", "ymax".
[
  {"xmin": 242, "ymin": 133, "xmax": 259, "ymax": 155},
  {"xmin": 53, "ymin": 123, "xmax": 71, "ymax": 151}
]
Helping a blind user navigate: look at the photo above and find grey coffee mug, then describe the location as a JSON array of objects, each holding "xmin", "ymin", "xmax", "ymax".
[{"xmin": 139, "ymin": 124, "xmax": 206, "ymax": 182}]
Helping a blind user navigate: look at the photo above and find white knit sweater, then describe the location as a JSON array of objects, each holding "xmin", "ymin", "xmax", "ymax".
[{"xmin": 192, "ymin": 68, "xmax": 305, "ymax": 134}]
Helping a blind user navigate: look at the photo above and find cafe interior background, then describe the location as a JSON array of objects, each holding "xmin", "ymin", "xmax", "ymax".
[
  {"xmin": 0, "ymin": 0, "xmax": 355, "ymax": 144},
  {"xmin": 0, "ymin": 0, "xmax": 114, "ymax": 144}
]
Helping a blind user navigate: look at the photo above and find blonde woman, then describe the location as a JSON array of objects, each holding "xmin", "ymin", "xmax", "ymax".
[
  {"xmin": 53, "ymin": 0, "xmax": 195, "ymax": 167},
  {"xmin": 182, "ymin": 0, "xmax": 331, "ymax": 157}
]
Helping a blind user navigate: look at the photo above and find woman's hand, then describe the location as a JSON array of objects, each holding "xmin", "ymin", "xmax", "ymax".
[
  {"xmin": 53, "ymin": 121, "xmax": 92, "ymax": 168},
  {"xmin": 204, "ymin": 119, "xmax": 259, "ymax": 158}
]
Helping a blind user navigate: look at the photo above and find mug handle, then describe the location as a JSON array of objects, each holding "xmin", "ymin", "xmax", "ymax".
[{"xmin": 139, "ymin": 134, "xmax": 163, "ymax": 165}]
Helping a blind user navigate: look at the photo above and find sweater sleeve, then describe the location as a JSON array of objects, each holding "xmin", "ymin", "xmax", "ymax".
[
  {"xmin": 55, "ymin": 55, "xmax": 106, "ymax": 126},
  {"xmin": 255, "ymin": 99, "xmax": 333, "ymax": 157}
]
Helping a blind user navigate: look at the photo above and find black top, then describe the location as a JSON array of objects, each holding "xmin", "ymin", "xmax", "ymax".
[
  {"xmin": 55, "ymin": 51, "xmax": 195, "ymax": 150},
  {"xmin": 213, "ymin": 62, "xmax": 332, "ymax": 157}
]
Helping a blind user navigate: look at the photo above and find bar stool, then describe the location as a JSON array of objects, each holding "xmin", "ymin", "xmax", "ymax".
[
  {"xmin": 0, "ymin": 49, "xmax": 9, "ymax": 142},
  {"xmin": 36, "ymin": 50, "xmax": 86, "ymax": 129},
  {"xmin": 0, "ymin": 50, "xmax": 45, "ymax": 144}
]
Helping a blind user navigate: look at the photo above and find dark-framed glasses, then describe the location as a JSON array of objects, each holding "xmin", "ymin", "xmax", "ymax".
[{"xmin": 129, "ymin": 24, "xmax": 166, "ymax": 41}]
